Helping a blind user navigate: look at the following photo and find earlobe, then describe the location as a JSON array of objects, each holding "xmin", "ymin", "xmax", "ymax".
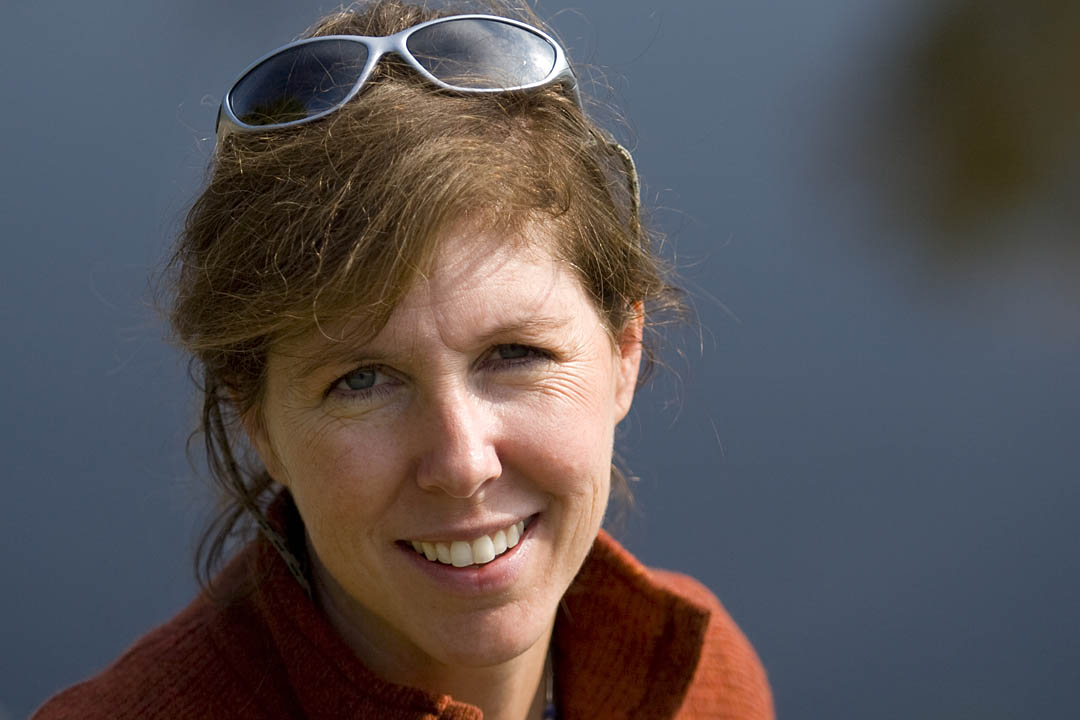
[{"xmin": 614, "ymin": 303, "xmax": 644, "ymax": 422}]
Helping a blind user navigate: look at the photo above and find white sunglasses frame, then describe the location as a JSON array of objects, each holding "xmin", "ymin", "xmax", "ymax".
[{"xmin": 216, "ymin": 14, "xmax": 581, "ymax": 138}]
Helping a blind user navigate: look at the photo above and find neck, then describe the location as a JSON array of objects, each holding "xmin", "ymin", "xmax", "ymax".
[
  {"xmin": 404, "ymin": 641, "xmax": 551, "ymax": 720},
  {"xmin": 310, "ymin": 546, "xmax": 552, "ymax": 720}
]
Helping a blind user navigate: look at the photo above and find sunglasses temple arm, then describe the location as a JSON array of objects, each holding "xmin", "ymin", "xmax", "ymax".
[
  {"xmin": 215, "ymin": 102, "xmax": 240, "ymax": 145},
  {"xmin": 569, "ymin": 82, "xmax": 584, "ymax": 116},
  {"xmin": 609, "ymin": 140, "xmax": 642, "ymax": 237}
]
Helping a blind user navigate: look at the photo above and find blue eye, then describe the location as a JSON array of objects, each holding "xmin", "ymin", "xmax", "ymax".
[
  {"xmin": 497, "ymin": 344, "xmax": 532, "ymax": 360},
  {"xmin": 328, "ymin": 365, "xmax": 399, "ymax": 402},
  {"xmin": 341, "ymin": 367, "xmax": 378, "ymax": 391},
  {"xmin": 488, "ymin": 344, "xmax": 551, "ymax": 369}
]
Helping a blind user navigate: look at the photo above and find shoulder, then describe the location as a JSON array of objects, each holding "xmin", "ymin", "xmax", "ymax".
[
  {"xmin": 32, "ymin": 595, "xmax": 238, "ymax": 720},
  {"xmin": 31, "ymin": 555, "xmax": 293, "ymax": 720},
  {"xmin": 648, "ymin": 568, "xmax": 775, "ymax": 720}
]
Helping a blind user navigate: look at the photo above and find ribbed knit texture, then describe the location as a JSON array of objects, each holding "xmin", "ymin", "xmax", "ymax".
[{"xmin": 33, "ymin": 499, "xmax": 772, "ymax": 719}]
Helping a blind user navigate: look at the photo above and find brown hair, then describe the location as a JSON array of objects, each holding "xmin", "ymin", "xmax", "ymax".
[{"xmin": 166, "ymin": 0, "xmax": 684, "ymax": 592}]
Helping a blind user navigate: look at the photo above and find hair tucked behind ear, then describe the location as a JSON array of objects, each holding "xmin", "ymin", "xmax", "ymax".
[
  {"xmin": 193, "ymin": 368, "xmax": 313, "ymax": 595},
  {"xmin": 166, "ymin": 0, "xmax": 685, "ymax": 598}
]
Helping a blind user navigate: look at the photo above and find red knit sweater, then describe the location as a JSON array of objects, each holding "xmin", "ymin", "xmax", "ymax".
[{"xmin": 34, "ymin": 507, "xmax": 772, "ymax": 719}]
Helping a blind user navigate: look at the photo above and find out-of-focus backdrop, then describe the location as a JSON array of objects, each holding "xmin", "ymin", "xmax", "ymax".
[{"xmin": 3, "ymin": 0, "xmax": 1078, "ymax": 717}]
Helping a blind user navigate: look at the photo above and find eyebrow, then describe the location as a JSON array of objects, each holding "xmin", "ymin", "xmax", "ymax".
[
  {"xmin": 475, "ymin": 316, "xmax": 569, "ymax": 343},
  {"xmin": 287, "ymin": 315, "xmax": 571, "ymax": 380}
]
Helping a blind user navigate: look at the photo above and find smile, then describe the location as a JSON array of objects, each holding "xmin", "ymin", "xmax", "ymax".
[{"xmin": 406, "ymin": 518, "xmax": 531, "ymax": 568}]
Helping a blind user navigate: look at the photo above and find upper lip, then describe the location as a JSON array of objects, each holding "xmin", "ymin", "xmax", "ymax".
[{"xmin": 401, "ymin": 514, "xmax": 534, "ymax": 543}]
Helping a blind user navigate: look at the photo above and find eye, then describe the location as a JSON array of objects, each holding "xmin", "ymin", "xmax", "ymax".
[
  {"xmin": 485, "ymin": 343, "xmax": 551, "ymax": 368},
  {"xmin": 497, "ymin": 344, "xmax": 533, "ymax": 360},
  {"xmin": 341, "ymin": 367, "xmax": 379, "ymax": 390},
  {"xmin": 330, "ymin": 365, "xmax": 396, "ymax": 398}
]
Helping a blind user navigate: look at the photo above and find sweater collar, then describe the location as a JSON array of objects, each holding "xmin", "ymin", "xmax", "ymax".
[{"xmin": 243, "ymin": 496, "xmax": 710, "ymax": 719}]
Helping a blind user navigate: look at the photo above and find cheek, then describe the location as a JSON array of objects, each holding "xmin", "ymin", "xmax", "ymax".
[
  {"xmin": 498, "ymin": 378, "xmax": 616, "ymax": 513},
  {"xmin": 506, "ymin": 407, "xmax": 613, "ymax": 559},
  {"xmin": 275, "ymin": 417, "xmax": 408, "ymax": 535}
]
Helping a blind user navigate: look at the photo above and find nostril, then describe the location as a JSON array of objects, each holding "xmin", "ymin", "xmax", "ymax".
[
  {"xmin": 413, "ymin": 393, "xmax": 503, "ymax": 497},
  {"xmin": 415, "ymin": 448, "xmax": 501, "ymax": 498}
]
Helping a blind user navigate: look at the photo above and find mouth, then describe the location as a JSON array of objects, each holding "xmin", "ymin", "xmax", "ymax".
[{"xmin": 399, "ymin": 515, "xmax": 536, "ymax": 569}]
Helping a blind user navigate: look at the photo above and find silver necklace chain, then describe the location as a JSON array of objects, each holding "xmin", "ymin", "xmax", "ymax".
[{"xmin": 543, "ymin": 649, "xmax": 557, "ymax": 719}]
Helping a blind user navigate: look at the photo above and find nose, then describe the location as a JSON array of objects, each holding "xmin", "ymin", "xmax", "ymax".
[{"xmin": 414, "ymin": 386, "xmax": 502, "ymax": 499}]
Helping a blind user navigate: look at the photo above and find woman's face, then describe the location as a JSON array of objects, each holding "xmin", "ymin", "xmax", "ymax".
[{"xmin": 250, "ymin": 223, "xmax": 641, "ymax": 673}]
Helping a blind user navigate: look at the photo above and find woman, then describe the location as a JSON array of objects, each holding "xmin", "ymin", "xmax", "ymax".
[{"xmin": 34, "ymin": 1, "xmax": 772, "ymax": 718}]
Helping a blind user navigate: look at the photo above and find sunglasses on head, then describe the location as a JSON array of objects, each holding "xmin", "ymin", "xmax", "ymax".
[
  {"xmin": 215, "ymin": 13, "xmax": 640, "ymax": 228},
  {"xmin": 216, "ymin": 14, "xmax": 581, "ymax": 137}
]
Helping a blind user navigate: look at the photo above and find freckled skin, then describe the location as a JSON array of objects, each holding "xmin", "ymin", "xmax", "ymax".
[{"xmin": 248, "ymin": 224, "xmax": 642, "ymax": 703}]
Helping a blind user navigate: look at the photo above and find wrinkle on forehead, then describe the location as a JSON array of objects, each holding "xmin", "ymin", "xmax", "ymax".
[
  {"xmin": 404, "ymin": 236, "xmax": 559, "ymax": 319},
  {"xmin": 351, "ymin": 234, "xmax": 567, "ymax": 358},
  {"xmin": 406, "ymin": 220, "xmax": 556, "ymax": 304},
  {"xmin": 275, "ymin": 221, "xmax": 581, "ymax": 377}
]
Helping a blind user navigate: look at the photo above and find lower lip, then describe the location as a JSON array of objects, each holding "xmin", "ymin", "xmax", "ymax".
[{"xmin": 398, "ymin": 515, "xmax": 539, "ymax": 596}]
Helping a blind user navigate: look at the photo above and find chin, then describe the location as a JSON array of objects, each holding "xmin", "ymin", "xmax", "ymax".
[{"xmin": 418, "ymin": 600, "xmax": 556, "ymax": 668}]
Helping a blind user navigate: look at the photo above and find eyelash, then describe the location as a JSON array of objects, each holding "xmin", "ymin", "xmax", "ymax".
[
  {"xmin": 327, "ymin": 367, "xmax": 398, "ymax": 402},
  {"xmin": 327, "ymin": 344, "xmax": 551, "ymax": 401},
  {"xmin": 482, "ymin": 343, "xmax": 551, "ymax": 369}
]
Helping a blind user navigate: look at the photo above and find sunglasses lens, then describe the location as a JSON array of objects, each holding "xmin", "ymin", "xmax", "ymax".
[
  {"xmin": 229, "ymin": 40, "xmax": 369, "ymax": 127},
  {"xmin": 406, "ymin": 18, "xmax": 556, "ymax": 89}
]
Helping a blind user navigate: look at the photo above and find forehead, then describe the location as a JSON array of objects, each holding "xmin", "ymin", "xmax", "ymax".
[
  {"xmin": 382, "ymin": 229, "xmax": 572, "ymax": 339},
  {"xmin": 273, "ymin": 222, "xmax": 604, "ymax": 368},
  {"xmin": 406, "ymin": 224, "xmax": 554, "ymax": 304}
]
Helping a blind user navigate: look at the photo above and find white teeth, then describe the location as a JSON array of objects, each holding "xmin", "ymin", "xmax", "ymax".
[
  {"xmin": 450, "ymin": 541, "xmax": 472, "ymax": 567},
  {"xmin": 409, "ymin": 518, "xmax": 530, "ymax": 567},
  {"xmin": 492, "ymin": 529, "xmax": 508, "ymax": 554},
  {"xmin": 472, "ymin": 535, "xmax": 496, "ymax": 564}
]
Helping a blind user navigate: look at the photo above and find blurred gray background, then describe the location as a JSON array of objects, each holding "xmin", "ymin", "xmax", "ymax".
[{"xmin": 3, "ymin": 0, "xmax": 1078, "ymax": 717}]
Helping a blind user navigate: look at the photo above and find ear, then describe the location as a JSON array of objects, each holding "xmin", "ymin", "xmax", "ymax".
[
  {"xmin": 241, "ymin": 404, "xmax": 288, "ymax": 487},
  {"xmin": 613, "ymin": 302, "xmax": 644, "ymax": 423}
]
